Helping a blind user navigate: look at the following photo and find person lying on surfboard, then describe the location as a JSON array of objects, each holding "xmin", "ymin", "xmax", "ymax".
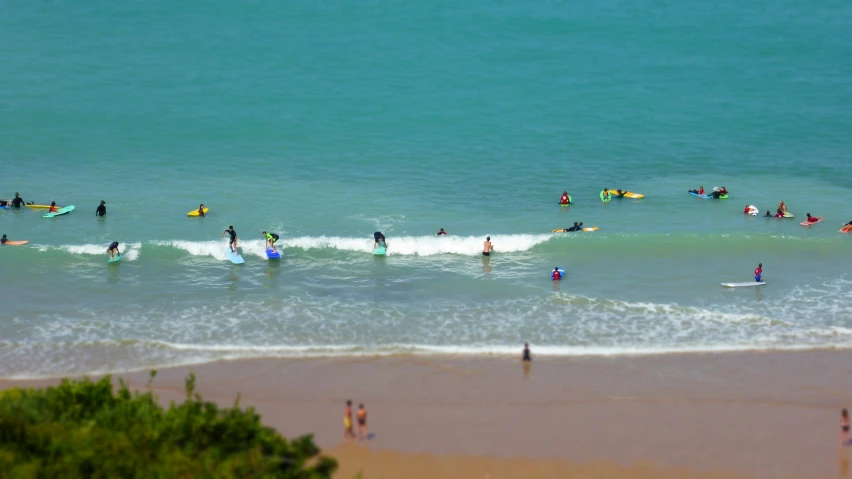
[
  {"xmin": 559, "ymin": 191, "xmax": 571, "ymax": 205},
  {"xmin": 805, "ymin": 213, "xmax": 822, "ymax": 223},
  {"xmin": 0, "ymin": 234, "xmax": 6, "ymax": 245},
  {"xmin": 373, "ymin": 232, "xmax": 386, "ymax": 250},
  {"xmin": 436, "ymin": 228, "xmax": 447, "ymax": 236},
  {"xmin": 107, "ymin": 241, "xmax": 120, "ymax": 259},
  {"xmin": 688, "ymin": 186, "xmax": 705, "ymax": 195},
  {"xmin": 556, "ymin": 222, "xmax": 584, "ymax": 232}
]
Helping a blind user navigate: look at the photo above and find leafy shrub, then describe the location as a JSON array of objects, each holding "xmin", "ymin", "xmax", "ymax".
[{"xmin": 0, "ymin": 371, "xmax": 337, "ymax": 479}]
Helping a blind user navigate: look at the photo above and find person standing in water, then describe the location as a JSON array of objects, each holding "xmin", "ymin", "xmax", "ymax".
[
  {"xmin": 197, "ymin": 204, "xmax": 206, "ymax": 217},
  {"xmin": 754, "ymin": 263, "xmax": 763, "ymax": 282},
  {"xmin": 482, "ymin": 236, "xmax": 493, "ymax": 256},
  {"xmin": 222, "ymin": 226, "xmax": 238, "ymax": 253},
  {"xmin": 95, "ymin": 200, "xmax": 106, "ymax": 217},
  {"xmin": 551, "ymin": 267, "xmax": 562, "ymax": 281},
  {"xmin": 373, "ymin": 232, "xmax": 386, "ymax": 250},
  {"xmin": 10, "ymin": 193, "xmax": 24, "ymax": 208},
  {"xmin": 107, "ymin": 241, "xmax": 120, "ymax": 259},
  {"xmin": 559, "ymin": 191, "xmax": 571, "ymax": 205}
]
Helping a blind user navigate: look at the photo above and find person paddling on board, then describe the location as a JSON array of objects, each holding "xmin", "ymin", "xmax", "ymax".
[
  {"xmin": 373, "ymin": 232, "xmax": 386, "ymax": 250},
  {"xmin": 482, "ymin": 236, "xmax": 493, "ymax": 256},
  {"xmin": 95, "ymin": 200, "xmax": 106, "ymax": 217},
  {"xmin": 551, "ymin": 267, "xmax": 562, "ymax": 281},
  {"xmin": 556, "ymin": 222, "xmax": 583, "ymax": 232},
  {"xmin": 107, "ymin": 241, "xmax": 120, "ymax": 259},
  {"xmin": 805, "ymin": 213, "xmax": 822, "ymax": 223},
  {"xmin": 688, "ymin": 186, "xmax": 705, "ymax": 195},
  {"xmin": 0, "ymin": 234, "xmax": 7, "ymax": 245},
  {"xmin": 197, "ymin": 204, "xmax": 206, "ymax": 217},
  {"xmin": 10, "ymin": 193, "xmax": 24, "ymax": 208},
  {"xmin": 262, "ymin": 231, "xmax": 279, "ymax": 253},
  {"xmin": 754, "ymin": 263, "xmax": 762, "ymax": 282},
  {"xmin": 436, "ymin": 228, "xmax": 447, "ymax": 236},
  {"xmin": 559, "ymin": 191, "xmax": 571, "ymax": 205},
  {"xmin": 222, "ymin": 226, "xmax": 238, "ymax": 253}
]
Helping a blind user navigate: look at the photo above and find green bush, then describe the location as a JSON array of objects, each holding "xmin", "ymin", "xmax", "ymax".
[{"xmin": 0, "ymin": 371, "xmax": 337, "ymax": 479}]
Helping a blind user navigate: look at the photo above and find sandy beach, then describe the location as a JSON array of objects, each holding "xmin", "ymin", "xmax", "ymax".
[{"xmin": 3, "ymin": 350, "xmax": 850, "ymax": 478}]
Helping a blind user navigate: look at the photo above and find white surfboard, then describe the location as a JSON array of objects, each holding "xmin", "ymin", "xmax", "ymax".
[{"xmin": 721, "ymin": 282, "xmax": 766, "ymax": 288}]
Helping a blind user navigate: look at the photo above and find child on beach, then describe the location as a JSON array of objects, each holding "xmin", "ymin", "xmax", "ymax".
[
  {"xmin": 357, "ymin": 404, "xmax": 369, "ymax": 442},
  {"xmin": 344, "ymin": 400, "xmax": 354, "ymax": 443},
  {"xmin": 842, "ymin": 409, "xmax": 850, "ymax": 447},
  {"xmin": 522, "ymin": 343, "xmax": 531, "ymax": 361}
]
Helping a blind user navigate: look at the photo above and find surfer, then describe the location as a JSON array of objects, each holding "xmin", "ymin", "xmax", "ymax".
[
  {"xmin": 95, "ymin": 200, "xmax": 106, "ymax": 217},
  {"xmin": 551, "ymin": 267, "xmax": 562, "ymax": 281},
  {"xmin": 10, "ymin": 193, "xmax": 24, "ymax": 208},
  {"xmin": 107, "ymin": 241, "xmax": 120, "ymax": 259},
  {"xmin": 805, "ymin": 213, "xmax": 822, "ymax": 223},
  {"xmin": 373, "ymin": 232, "xmax": 386, "ymax": 250},
  {"xmin": 48, "ymin": 201, "xmax": 58, "ymax": 213},
  {"xmin": 0, "ymin": 234, "xmax": 6, "ymax": 245},
  {"xmin": 688, "ymin": 186, "xmax": 705, "ymax": 195},
  {"xmin": 764, "ymin": 210, "xmax": 772, "ymax": 217},
  {"xmin": 222, "ymin": 226, "xmax": 238, "ymax": 253},
  {"xmin": 559, "ymin": 191, "xmax": 571, "ymax": 205},
  {"xmin": 482, "ymin": 236, "xmax": 493, "ymax": 256},
  {"xmin": 197, "ymin": 204, "xmax": 206, "ymax": 217},
  {"xmin": 556, "ymin": 222, "xmax": 583, "ymax": 232},
  {"xmin": 262, "ymin": 231, "xmax": 279, "ymax": 253},
  {"xmin": 436, "ymin": 228, "xmax": 447, "ymax": 236},
  {"xmin": 754, "ymin": 263, "xmax": 762, "ymax": 282}
]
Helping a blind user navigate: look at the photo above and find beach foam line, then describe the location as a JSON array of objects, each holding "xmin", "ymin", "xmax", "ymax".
[{"xmin": 35, "ymin": 243, "xmax": 143, "ymax": 261}]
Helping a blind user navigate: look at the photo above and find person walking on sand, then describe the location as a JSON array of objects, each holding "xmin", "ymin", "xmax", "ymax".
[
  {"xmin": 523, "ymin": 343, "xmax": 532, "ymax": 361},
  {"xmin": 482, "ymin": 236, "xmax": 493, "ymax": 256},
  {"xmin": 356, "ymin": 403, "xmax": 369, "ymax": 442},
  {"xmin": 344, "ymin": 400, "xmax": 355, "ymax": 443},
  {"xmin": 842, "ymin": 409, "xmax": 850, "ymax": 448}
]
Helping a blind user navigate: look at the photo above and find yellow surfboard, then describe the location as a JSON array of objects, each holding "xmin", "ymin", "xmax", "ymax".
[
  {"xmin": 25, "ymin": 204, "xmax": 63, "ymax": 209},
  {"xmin": 609, "ymin": 189, "xmax": 645, "ymax": 199},
  {"xmin": 187, "ymin": 207, "xmax": 209, "ymax": 217}
]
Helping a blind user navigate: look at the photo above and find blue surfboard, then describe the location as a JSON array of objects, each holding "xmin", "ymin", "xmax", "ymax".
[
  {"xmin": 226, "ymin": 248, "xmax": 245, "ymax": 264},
  {"xmin": 373, "ymin": 245, "xmax": 386, "ymax": 256},
  {"xmin": 266, "ymin": 248, "xmax": 280, "ymax": 259},
  {"xmin": 108, "ymin": 254, "xmax": 122, "ymax": 263},
  {"xmin": 689, "ymin": 191, "xmax": 712, "ymax": 199}
]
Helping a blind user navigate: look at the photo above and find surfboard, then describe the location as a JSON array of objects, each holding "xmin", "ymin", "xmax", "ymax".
[
  {"xmin": 722, "ymin": 282, "xmax": 766, "ymax": 288},
  {"xmin": 583, "ymin": 227, "xmax": 598, "ymax": 232},
  {"xmin": 2, "ymin": 240, "xmax": 28, "ymax": 246},
  {"xmin": 266, "ymin": 248, "xmax": 281, "ymax": 259},
  {"xmin": 783, "ymin": 212, "xmax": 794, "ymax": 218},
  {"xmin": 689, "ymin": 191, "xmax": 711, "ymax": 199},
  {"xmin": 187, "ymin": 207, "xmax": 209, "ymax": 217},
  {"xmin": 26, "ymin": 204, "xmax": 62, "ymax": 209},
  {"xmin": 43, "ymin": 205, "xmax": 75, "ymax": 218},
  {"xmin": 841, "ymin": 225, "xmax": 852, "ymax": 233},
  {"xmin": 373, "ymin": 245, "xmax": 386, "ymax": 256},
  {"xmin": 800, "ymin": 218, "xmax": 823, "ymax": 226},
  {"xmin": 108, "ymin": 254, "xmax": 122, "ymax": 263},
  {"xmin": 226, "ymin": 248, "xmax": 245, "ymax": 264},
  {"xmin": 609, "ymin": 189, "xmax": 645, "ymax": 199},
  {"xmin": 746, "ymin": 205, "xmax": 759, "ymax": 216}
]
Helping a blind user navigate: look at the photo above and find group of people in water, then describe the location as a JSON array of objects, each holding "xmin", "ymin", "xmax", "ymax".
[{"xmin": 688, "ymin": 186, "xmax": 729, "ymax": 198}]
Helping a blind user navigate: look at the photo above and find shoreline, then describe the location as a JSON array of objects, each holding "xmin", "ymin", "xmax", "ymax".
[
  {"xmin": 3, "ymin": 350, "xmax": 850, "ymax": 478},
  {"xmin": 3, "ymin": 345, "xmax": 851, "ymax": 381}
]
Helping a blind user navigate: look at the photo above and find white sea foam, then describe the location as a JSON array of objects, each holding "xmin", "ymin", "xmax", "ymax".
[{"xmin": 36, "ymin": 243, "xmax": 142, "ymax": 261}]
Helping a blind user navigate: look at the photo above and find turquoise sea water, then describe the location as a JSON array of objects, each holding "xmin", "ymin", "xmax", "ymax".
[{"xmin": 1, "ymin": 0, "xmax": 850, "ymax": 377}]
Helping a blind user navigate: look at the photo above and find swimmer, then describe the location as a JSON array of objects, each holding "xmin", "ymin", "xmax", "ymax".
[
  {"xmin": 764, "ymin": 210, "xmax": 772, "ymax": 217},
  {"xmin": 197, "ymin": 204, "xmax": 206, "ymax": 217},
  {"xmin": 688, "ymin": 186, "xmax": 705, "ymax": 195},
  {"xmin": 436, "ymin": 228, "xmax": 447, "ymax": 236},
  {"xmin": 48, "ymin": 201, "xmax": 57, "ymax": 213},
  {"xmin": 559, "ymin": 191, "xmax": 571, "ymax": 205},
  {"xmin": 262, "ymin": 231, "xmax": 279, "ymax": 253},
  {"xmin": 0, "ymin": 234, "xmax": 6, "ymax": 245},
  {"xmin": 222, "ymin": 226, "xmax": 238, "ymax": 253},
  {"xmin": 551, "ymin": 267, "xmax": 562, "ymax": 281},
  {"xmin": 107, "ymin": 241, "xmax": 120, "ymax": 259},
  {"xmin": 482, "ymin": 236, "xmax": 493, "ymax": 256},
  {"xmin": 95, "ymin": 200, "xmax": 106, "ymax": 217}
]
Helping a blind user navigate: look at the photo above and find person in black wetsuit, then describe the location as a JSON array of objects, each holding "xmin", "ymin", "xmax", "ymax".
[
  {"xmin": 222, "ymin": 226, "xmax": 238, "ymax": 252},
  {"xmin": 522, "ymin": 343, "xmax": 531, "ymax": 362},
  {"xmin": 557, "ymin": 222, "xmax": 584, "ymax": 232},
  {"xmin": 373, "ymin": 232, "xmax": 386, "ymax": 249},
  {"xmin": 1, "ymin": 235, "xmax": 7, "ymax": 245},
  {"xmin": 10, "ymin": 193, "xmax": 24, "ymax": 208},
  {"xmin": 107, "ymin": 241, "xmax": 120, "ymax": 259},
  {"xmin": 95, "ymin": 201, "xmax": 106, "ymax": 217}
]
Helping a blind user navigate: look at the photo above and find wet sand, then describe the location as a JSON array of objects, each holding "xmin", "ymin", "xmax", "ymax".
[{"xmin": 2, "ymin": 350, "xmax": 851, "ymax": 478}]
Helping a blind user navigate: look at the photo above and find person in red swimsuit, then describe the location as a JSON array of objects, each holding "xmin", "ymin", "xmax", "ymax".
[
  {"xmin": 48, "ymin": 201, "xmax": 58, "ymax": 213},
  {"xmin": 806, "ymin": 213, "xmax": 822, "ymax": 223},
  {"xmin": 551, "ymin": 267, "xmax": 562, "ymax": 281},
  {"xmin": 559, "ymin": 191, "xmax": 571, "ymax": 205}
]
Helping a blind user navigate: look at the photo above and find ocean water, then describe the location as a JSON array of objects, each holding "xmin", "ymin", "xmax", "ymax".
[{"xmin": 1, "ymin": 0, "xmax": 851, "ymax": 377}]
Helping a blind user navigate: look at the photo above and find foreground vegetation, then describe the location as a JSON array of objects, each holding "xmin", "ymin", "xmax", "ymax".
[{"xmin": 0, "ymin": 371, "xmax": 336, "ymax": 478}]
